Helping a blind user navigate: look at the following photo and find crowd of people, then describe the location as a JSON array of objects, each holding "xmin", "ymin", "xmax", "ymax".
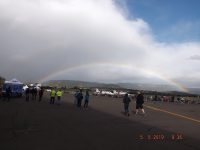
[
  {"xmin": 25, "ymin": 87, "xmax": 63, "ymax": 105},
  {"xmin": 1, "ymin": 86, "xmax": 145, "ymax": 116},
  {"xmin": 25, "ymin": 87, "xmax": 44, "ymax": 102},
  {"xmin": 25, "ymin": 87, "xmax": 90, "ymax": 108}
]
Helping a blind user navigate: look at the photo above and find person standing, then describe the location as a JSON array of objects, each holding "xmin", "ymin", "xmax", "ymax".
[
  {"xmin": 83, "ymin": 90, "xmax": 90, "ymax": 109},
  {"xmin": 76, "ymin": 90, "xmax": 83, "ymax": 108},
  {"xmin": 25, "ymin": 87, "xmax": 30, "ymax": 102},
  {"xmin": 6, "ymin": 86, "xmax": 12, "ymax": 101},
  {"xmin": 56, "ymin": 89, "xmax": 63, "ymax": 105},
  {"xmin": 33, "ymin": 87, "xmax": 37, "ymax": 100},
  {"xmin": 74, "ymin": 90, "xmax": 79, "ymax": 105},
  {"xmin": 50, "ymin": 88, "xmax": 56, "ymax": 104},
  {"xmin": 136, "ymin": 92, "xmax": 145, "ymax": 115},
  {"xmin": 123, "ymin": 93, "xmax": 131, "ymax": 116},
  {"xmin": 0, "ymin": 87, "xmax": 2, "ymax": 99},
  {"xmin": 31, "ymin": 88, "xmax": 34, "ymax": 100},
  {"xmin": 38, "ymin": 87, "xmax": 44, "ymax": 102}
]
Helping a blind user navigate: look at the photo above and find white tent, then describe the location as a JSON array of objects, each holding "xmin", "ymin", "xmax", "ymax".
[
  {"xmin": 5, "ymin": 78, "xmax": 23, "ymax": 85},
  {"xmin": 3, "ymin": 78, "xmax": 23, "ymax": 96}
]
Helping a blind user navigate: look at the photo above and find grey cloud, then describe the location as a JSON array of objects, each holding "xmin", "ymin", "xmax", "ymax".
[
  {"xmin": 0, "ymin": 0, "xmax": 200, "ymax": 88},
  {"xmin": 189, "ymin": 55, "xmax": 200, "ymax": 60}
]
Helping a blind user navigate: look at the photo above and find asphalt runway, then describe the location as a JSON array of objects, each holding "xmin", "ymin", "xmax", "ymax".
[{"xmin": 0, "ymin": 93, "xmax": 199, "ymax": 150}]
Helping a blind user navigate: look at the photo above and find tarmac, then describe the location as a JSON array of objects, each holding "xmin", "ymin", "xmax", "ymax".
[{"xmin": 0, "ymin": 93, "xmax": 199, "ymax": 150}]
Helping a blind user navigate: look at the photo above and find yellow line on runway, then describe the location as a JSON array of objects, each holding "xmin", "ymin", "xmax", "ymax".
[{"xmin": 144, "ymin": 104, "xmax": 200, "ymax": 124}]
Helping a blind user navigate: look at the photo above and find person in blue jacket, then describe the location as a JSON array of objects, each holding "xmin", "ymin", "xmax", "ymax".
[
  {"xmin": 76, "ymin": 90, "xmax": 83, "ymax": 108},
  {"xmin": 84, "ymin": 90, "xmax": 90, "ymax": 109}
]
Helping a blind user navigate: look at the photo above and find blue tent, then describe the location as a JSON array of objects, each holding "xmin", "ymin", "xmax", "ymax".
[{"xmin": 3, "ymin": 78, "xmax": 23, "ymax": 97}]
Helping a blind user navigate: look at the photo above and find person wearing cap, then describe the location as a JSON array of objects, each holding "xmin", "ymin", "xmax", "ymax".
[{"xmin": 136, "ymin": 92, "xmax": 145, "ymax": 115}]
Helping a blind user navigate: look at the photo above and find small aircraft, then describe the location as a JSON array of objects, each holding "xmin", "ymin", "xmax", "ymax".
[
  {"xmin": 118, "ymin": 91, "xmax": 127, "ymax": 97},
  {"xmin": 93, "ymin": 88, "xmax": 101, "ymax": 96}
]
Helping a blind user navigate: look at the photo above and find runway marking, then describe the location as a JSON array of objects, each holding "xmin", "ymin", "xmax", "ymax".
[{"xmin": 144, "ymin": 105, "xmax": 200, "ymax": 124}]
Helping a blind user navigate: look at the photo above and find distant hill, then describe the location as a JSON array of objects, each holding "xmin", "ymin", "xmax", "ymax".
[
  {"xmin": 43, "ymin": 80, "xmax": 121, "ymax": 89},
  {"xmin": 43, "ymin": 80, "xmax": 181, "ymax": 91},
  {"xmin": 188, "ymin": 88, "xmax": 200, "ymax": 95},
  {"xmin": 42, "ymin": 80, "xmax": 200, "ymax": 96},
  {"xmin": 117, "ymin": 83, "xmax": 179, "ymax": 92}
]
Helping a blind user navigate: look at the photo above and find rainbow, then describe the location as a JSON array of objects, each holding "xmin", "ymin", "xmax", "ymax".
[
  {"xmin": 140, "ymin": 69, "xmax": 189, "ymax": 92},
  {"xmin": 38, "ymin": 62, "xmax": 189, "ymax": 93}
]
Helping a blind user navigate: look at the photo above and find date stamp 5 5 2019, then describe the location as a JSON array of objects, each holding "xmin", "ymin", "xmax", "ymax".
[{"xmin": 138, "ymin": 133, "xmax": 184, "ymax": 141}]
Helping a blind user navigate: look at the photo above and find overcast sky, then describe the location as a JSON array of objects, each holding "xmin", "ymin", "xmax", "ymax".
[{"xmin": 0, "ymin": 0, "xmax": 200, "ymax": 88}]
